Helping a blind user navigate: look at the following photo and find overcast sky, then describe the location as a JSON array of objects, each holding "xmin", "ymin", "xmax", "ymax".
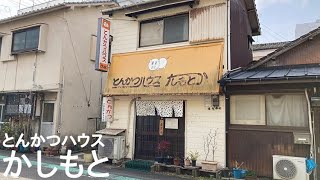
[{"xmin": 0, "ymin": 0, "xmax": 319, "ymax": 44}]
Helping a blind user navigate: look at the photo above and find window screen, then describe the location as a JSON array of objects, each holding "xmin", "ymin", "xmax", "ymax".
[
  {"xmin": 164, "ymin": 14, "xmax": 189, "ymax": 44},
  {"xmin": 12, "ymin": 26, "xmax": 40, "ymax": 53},
  {"xmin": 43, "ymin": 103, "xmax": 54, "ymax": 122}
]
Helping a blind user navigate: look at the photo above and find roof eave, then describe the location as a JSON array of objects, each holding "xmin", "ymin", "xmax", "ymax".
[
  {"xmin": 0, "ymin": 2, "xmax": 117, "ymax": 25},
  {"xmin": 245, "ymin": 0, "xmax": 261, "ymax": 36},
  {"xmin": 0, "ymin": 5, "xmax": 67, "ymax": 25}
]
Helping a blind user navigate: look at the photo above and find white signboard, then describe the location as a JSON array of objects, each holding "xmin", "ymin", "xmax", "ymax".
[
  {"xmin": 101, "ymin": 97, "xmax": 113, "ymax": 122},
  {"xmin": 165, "ymin": 118, "xmax": 179, "ymax": 129},
  {"xmin": 148, "ymin": 58, "xmax": 167, "ymax": 71},
  {"xmin": 95, "ymin": 18, "xmax": 110, "ymax": 72}
]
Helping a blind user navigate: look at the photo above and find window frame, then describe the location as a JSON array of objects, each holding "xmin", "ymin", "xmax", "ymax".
[
  {"xmin": 11, "ymin": 26, "xmax": 40, "ymax": 54},
  {"xmin": 230, "ymin": 95, "xmax": 266, "ymax": 125},
  {"xmin": 230, "ymin": 93, "xmax": 309, "ymax": 130},
  {"xmin": 139, "ymin": 13, "xmax": 189, "ymax": 48}
]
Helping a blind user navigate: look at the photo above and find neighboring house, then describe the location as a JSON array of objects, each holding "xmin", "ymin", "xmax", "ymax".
[
  {"xmin": 100, "ymin": 0, "xmax": 260, "ymax": 167},
  {"xmin": 252, "ymin": 41, "xmax": 288, "ymax": 61},
  {"xmin": 295, "ymin": 19, "xmax": 320, "ymax": 38},
  {"xmin": 0, "ymin": 1, "xmax": 117, "ymax": 142},
  {"xmin": 220, "ymin": 26, "xmax": 320, "ymax": 178}
]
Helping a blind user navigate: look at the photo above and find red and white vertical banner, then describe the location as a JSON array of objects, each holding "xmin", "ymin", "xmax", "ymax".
[
  {"xmin": 95, "ymin": 18, "xmax": 110, "ymax": 72},
  {"xmin": 101, "ymin": 96, "xmax": 113, "ymax": 123}
]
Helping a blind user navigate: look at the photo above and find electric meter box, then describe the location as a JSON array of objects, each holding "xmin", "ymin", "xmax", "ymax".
[{"xmin": 293, "ymin": 132, "xmax": 311, "ymax": 145}]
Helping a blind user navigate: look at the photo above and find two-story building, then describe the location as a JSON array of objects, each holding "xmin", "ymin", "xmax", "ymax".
[
  {"xmin": 0, "ymin": 1, "xmax": 117, "ymax": 144},
  {"xmin": 101, "ymin": 0, "xmax": 260, "ymax": 167}
]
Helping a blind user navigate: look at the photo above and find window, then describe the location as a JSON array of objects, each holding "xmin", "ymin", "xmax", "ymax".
[
  {"xmin": 231, "ymin": 95, "xmax": 266, "ymax": 125},
  {"xmin": 266, "ymin": 94, "xmax": 308, "ymax": 127},
  {"xmin": 139, "ymin": 14, "xmax": 189, "ymax": 47},
  {"xmin": 231, "ymin": 94, "xmax": 308, "ymax": 127},
  {"xmin": 12, "ymin": 26, "xmax": 40, "ymax": 53},
  {"xmin": 248, "ymin": 35, "xmax": 253, "ymax": 50},
  {"xmin": 0, "ymin": 105, "xmax": 4, "ymax": 123},
  {"xmin": 42, "ymin": 103, "xmax": 54, "ymax": 122}
]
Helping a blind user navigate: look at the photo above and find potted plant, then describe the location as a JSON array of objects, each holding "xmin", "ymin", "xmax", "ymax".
[
  {"xmin": 155, "ymin": 140, "xmax": 170, "ymax": 164},
  {"xmin": 188, "ymin": 151, "xmax": 200, "ymax": 166},
  {"xmin": 201, "ymin": 129, "xmax": 219, "ymax": 171},
  {"xmin": 245, "ymin": 170, "xmax": 257, "ymax": 180},
  {"xmin": 173, "ymin": 153, "xmax": 180, "ymax": 166},
  {"xmin": 184, "ymin": 157, "xmax": 191, "ymax": 166},
  {"xmin": 233, "ymin": 161, "xmax": 247, "ymax": 179}
]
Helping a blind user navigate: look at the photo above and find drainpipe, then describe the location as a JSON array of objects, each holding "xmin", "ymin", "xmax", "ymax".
[
  {"xmin": 221, "ymin": 82, "xmax": 230, "ymax": 168},
  {"xmin": 127, "ymin": 97, "xmax": 139, "ymax": 159},
  {"xmin": 305, "ymin": 89, "xmax": 315, "ymax": 159}
]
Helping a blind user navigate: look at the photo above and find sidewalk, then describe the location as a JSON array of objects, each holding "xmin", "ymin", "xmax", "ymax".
[{"xmin": 0, "ymin": 150, "xmax": 191, "ymax": 180}]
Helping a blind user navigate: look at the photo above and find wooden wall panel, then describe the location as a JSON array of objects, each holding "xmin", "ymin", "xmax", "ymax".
[{"xmin": 228, "ymin": 129, "xmax": 309, "ymax": 177}]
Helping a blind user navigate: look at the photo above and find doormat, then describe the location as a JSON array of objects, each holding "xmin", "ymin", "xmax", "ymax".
[{"xmin": 125, "ymin": 160, "xmax": 154, "ymax": 172}]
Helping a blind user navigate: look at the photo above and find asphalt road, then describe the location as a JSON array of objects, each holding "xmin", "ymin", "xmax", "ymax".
[{"xmin": 0, "ymin": 150, "xmax": 189, "ymax": 180}]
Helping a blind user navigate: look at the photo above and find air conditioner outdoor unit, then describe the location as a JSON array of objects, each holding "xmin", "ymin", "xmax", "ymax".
[
  {"xmin": 273, "ymin": 155, "xmax": 309, "ymax": 180},
  {"xmin": 98, "ymin": 135, "xmax": 125, "ymax": 161}
]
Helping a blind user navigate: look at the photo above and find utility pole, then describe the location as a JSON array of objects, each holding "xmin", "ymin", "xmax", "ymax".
[{"xmin": 18, "ymin": 0, "xmax": 22, "ymax": 10}]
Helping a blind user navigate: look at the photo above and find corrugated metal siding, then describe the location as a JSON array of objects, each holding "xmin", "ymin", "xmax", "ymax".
[
  {"xmin": 228, "ymin": 129, "xmax": 309, "ymax": 177},
  {"xmin": 265, "ymin": 35, "xmax": 320, "ymax": 67},
  {"xmin": 190, "ymin": 3, "xmax": 226, "ymax": 43}
]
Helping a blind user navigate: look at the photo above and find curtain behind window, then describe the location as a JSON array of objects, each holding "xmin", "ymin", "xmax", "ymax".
[
  {"xmin": 266, "ymin": 94, "xmax": 308, "ymax": 127},
  {"xmin": 140, "ymin": 20, "xmax": 163, "ymax": 46},
  {"xmin": 231, "ymin": 95, "xmax": 266, "ymax": 125}
]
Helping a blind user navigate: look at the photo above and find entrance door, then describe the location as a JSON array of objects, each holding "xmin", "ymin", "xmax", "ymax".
[
  {"xmin": 134, "ymin": 115, "xmax": 185, "ymax": 160},
  {"xmin": 41, "ymin": 102, "xmax": 55, "ymax": 141}
]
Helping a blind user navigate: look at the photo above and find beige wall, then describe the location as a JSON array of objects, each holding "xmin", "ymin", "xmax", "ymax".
[
  {"xmin": 253, "ymin": 48, "xmax": 277, "ymax": 61},
  {"xmin": 110, "ymin": 95, "xmax": 226, "ymax": 167},
  {"xmin": 0, "ymin": 10, "xmax": 65, "ymax": 91},
  {"xmin": 0, "ymin": 4, "xmax": 114, "ymax": 138},
  {"xmin": 59, "ymin": 6, "xmax": 108, "ymax": 137}
]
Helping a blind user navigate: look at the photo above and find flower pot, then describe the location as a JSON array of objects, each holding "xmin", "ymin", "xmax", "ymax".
[
  {"xmin": 184, "ymin": 159, "xmax": 191, "ymax": 166},
  {"xmin": 191, "ymin": 160, "xmax": 197, "ymax": 166},
  {"xmin": 233, "ymin": 169, "xmax": 247, "ymax": 179},
  {"xmin": 155, "ymin": 157, "xmax": 164, "ymax": 163},
  {"xmin": 201, "ymin": 161, "xmax": 218, "ymax": 171},
  {"xmin": 174, "ymin": 159, "xmax": 180, "ymax": 166},
  {"xmin": 84, "ymin": 153, "xmax": 93, "ymax": 163}
]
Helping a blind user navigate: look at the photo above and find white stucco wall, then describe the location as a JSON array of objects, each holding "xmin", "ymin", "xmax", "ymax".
[{"xmin": 109, "ymin": 95, "xmax": 226, "ymax": 167}]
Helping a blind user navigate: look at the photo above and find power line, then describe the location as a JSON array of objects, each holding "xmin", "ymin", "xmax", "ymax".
[{"xmin": 261, "ymin": 23, "xmax": 288, "ymax": 41}]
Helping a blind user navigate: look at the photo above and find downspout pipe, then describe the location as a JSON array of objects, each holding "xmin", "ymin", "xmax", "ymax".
[
  {"xmin": 221, "ymin": 81, "xmax": 230, "ymax": 168},
  {"xmin": 305, "ymin": 89, "xmax": 314, "ymax": 159},
  {"xmin": 127, "ymin": 97, "xmax": 140, "ymax": 159}
]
